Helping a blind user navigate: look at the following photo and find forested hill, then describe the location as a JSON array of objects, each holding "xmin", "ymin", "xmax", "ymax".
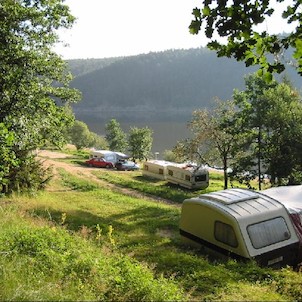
[{"xmin": 67, "ymin": 47, "xmax": 300, "ymax": 124}]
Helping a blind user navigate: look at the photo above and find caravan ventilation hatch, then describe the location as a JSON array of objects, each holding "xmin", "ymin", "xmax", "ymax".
[{"xmin": 200, "ymin": 189, "xmax": 259, "ymax": 205}]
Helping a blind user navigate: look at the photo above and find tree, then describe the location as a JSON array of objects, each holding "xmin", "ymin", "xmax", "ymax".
[
  {"xmin": 0, "ymin": 124, "xmax": 17, "ymax": 193},
  {"xmin": 128, "ymin": 127, "xmax": 153, "ymax": 161},
  {"xmin": 163, "ymin": 149, "xmax": 178, "ymax": 162},
  {"xmin": 262, "ymin": 82, "xmax": 302, "ymax": 185},
  {"xmin": 105, "ymin": 119, "xmax": 128, "ymax": 152},
  {"xmin": 189, "ymin": 0, "xmax": 302, "ymax": 79},
  {"xmin": 231, "ymin": 74, "xmax": 302, "ymax": 188},
  {"xmin": 173, "ymin": 99, "xmax": 238, "ymax": 189},
  {"xmin": 89, "ymin": 132, "xmax": 109, "ymax": 150},
  {"xmin": 69, "ymin": 120, "xmax": 92, "ymax": 150},
  {"xmin": 0, "ymin": 0, "xmax": 80, "ymax": 193},
  {"xmin": 231, "ymin": 74, "xmax": 278, "ymax": 189},
  {"xmin": 68, "ymin": 120, "xmax": 108, "ymax": 150}
]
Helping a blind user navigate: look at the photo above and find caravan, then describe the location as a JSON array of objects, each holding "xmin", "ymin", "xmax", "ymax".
[
  {"xmin": 142, "ymin": 160, "xmax": 172, "ymax": 180},
  {"xmin": 90, "ymin": 150, "xmax": 129, "ymax": 164},
  {"xmin": 142, "ymin": 160, "xmax": 209, "ymax": 190},
  {"xmin": 166, "ymin": 163, "xmax": 209, "ymax": 190},
  {"xmin": 180, "ymin": 188, "xmax": 302, "ymax": 268}
]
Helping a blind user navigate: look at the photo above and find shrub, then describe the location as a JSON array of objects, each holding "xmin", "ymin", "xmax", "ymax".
[{"xmin": 6, "ymin": 155, "xmax": 52, "ymax": 195}]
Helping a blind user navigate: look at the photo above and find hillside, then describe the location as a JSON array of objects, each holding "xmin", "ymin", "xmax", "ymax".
[
  {"xmin": 68, "ymin": 48, "xmax": 253, "ymax": 122},
  {"xmin": 66, "ymin": 48, "xmax": 301, "ymax": 153}
]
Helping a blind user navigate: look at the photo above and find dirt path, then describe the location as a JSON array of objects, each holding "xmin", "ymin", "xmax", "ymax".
[
  {"xmin": 37, "ymin": 149, "xmax": 110, "ymax": 185},
  {"xmin": 37, "ymin": 150, "xmax": 178, "ymax": 206}
]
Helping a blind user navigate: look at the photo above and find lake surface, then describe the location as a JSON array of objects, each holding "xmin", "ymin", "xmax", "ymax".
[{"xmin": 80, "ymin": 116, "xmax": 192, "ymax": 159}]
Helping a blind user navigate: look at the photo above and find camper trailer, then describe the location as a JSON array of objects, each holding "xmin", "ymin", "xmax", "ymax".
[
  {"xmin": 90, "ymin": 150, "xmax": 129, "ymax": 164},
  {"xmin": 142, "ymin": 160, "xmax": 172, "ymax": 180},
  {"xmin": 166, "ymin": 163, "xmax": 209, "ymax": 190},
  {"xmin": 142, "ymin": 161, "xmax": 209, "ymax": 190},
  {"xmin": 180, "ymin": 188, "xmax": 302, "ymax": 268}
]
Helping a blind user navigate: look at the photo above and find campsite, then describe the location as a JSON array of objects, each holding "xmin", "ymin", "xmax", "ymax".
[
  {"xmin": 0, "ymin": 148, "xmax": 301, "ymax": 301},
  {"xmin": 2, "ymin": 1, "xmax": 302, "ymax": 300}
]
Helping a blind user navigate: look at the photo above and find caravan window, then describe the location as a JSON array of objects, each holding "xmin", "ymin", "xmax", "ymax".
[
  {"xmin": 214, "ymin": 221, "xmax": 238, "ymax": 248},
  {"xmin": 195, "ymin": 174, "xmax": 207, "ymax": 182},
  {"xmin": 144, "ymin": 165, "xmax": 149, "ymax": 171},
  {"xmin": 168, "ymin": 170, "xmax": 173, "ymax": 176},
  {"xmin": 159, "ymin": 168, "xmax": 164, "ymax": 175},
  {"xmin": 185, "ymin": 175, "xmax": 190, "ymax": 181},
  {"xmin": 247, "ymin": 217, "xmax": 290, "ymax": 249}
]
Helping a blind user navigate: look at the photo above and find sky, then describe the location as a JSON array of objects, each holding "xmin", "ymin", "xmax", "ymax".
[{"xmin": 55, "ymin": 0, "xmax": 296, "ymax": 60}]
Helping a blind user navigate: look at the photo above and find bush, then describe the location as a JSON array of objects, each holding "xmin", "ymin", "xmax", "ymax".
[{"xmin": 5, "ymin": 155, "xmax": 52, "ymax": 195}]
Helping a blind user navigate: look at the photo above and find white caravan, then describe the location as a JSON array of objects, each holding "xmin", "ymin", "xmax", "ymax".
[
  {"xmin": 142, "ymin": 160, "xmax": 173, "ymax": 180},
  {"xmin": 90, "ymin": 150, "xmax": 129, "ymax": 164},
  {"xmin": 166, "ymin": 163, "xmax": 209, "ymax": 190}
]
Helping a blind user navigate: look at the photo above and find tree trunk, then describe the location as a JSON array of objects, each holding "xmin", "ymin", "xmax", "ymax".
[
  {"xmin": 223, "ymin": 155, "xmax": 228, "ymax": 190},
  {"xmin": 258, "ymin": 127, "xmax": 262, "ymax": 190}
]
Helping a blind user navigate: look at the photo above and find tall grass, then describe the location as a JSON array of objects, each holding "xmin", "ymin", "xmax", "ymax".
[
  {"xmin": 0, "ymin": 167, "xmax": 301, "ymax": 301},
  {"xmin": 0, "ymin": 203, "xmax": 185, "ymax": 301}
]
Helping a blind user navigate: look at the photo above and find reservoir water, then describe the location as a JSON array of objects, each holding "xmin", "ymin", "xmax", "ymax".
[{"xmin": 82, "ymin": 117, "xmax": 192, "ymax": 159}]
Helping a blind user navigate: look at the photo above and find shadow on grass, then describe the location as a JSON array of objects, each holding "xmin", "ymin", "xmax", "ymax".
[
  {"xmin": 30, "ymin": 204, "xmax": 180, "ymax": 236},
  {"xmin": 28, "ymin": 204, "xmax": 270, "ymax": 300},
  {"xmin": 135, "ymin": 175, "xmax": 164, "ymax": 184}
]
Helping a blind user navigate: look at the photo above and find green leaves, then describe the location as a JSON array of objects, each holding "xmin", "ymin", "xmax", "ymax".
[
  {"xmin": 189, "ymin": 8, "xmax": 202, "ymax": 34},
  {"xmin": 231, "ymin": 74, "xmax": 302, "ymax": 186},
  {"xmin": 105, "ymin": 119, "xmax": 128, "ymax": 153},
  {"xmin": 193, "ymin": 7, "xmax": 202, "ymax": 18},
  {"xmin": 0, "ymin": 123, "xmax": 17, "ymax": 190},
  {"xmin": 294, "ymin": 39, "xmax": 302, "ymax": 58},
  {"xmin": 190, "ymin": 0, "xmax": 302, "ymax": 78},
  {"xmin": 128, "ymin": 126, "xmax": 153, "ymax": 161},
  {"xmin": 202, "ymin": 6, "xmax": 211, "ymax": 16},
  {"xmin": 189, "ymin": 20, "xmax": 202, "ymax": 34},
  {"xmin": 0, "ymin": 0, "xmax": 80, "ymax": 193}
]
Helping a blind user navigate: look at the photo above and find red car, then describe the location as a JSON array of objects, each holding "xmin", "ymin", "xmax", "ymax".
[{"xmin": 85, "ymin": 158, "xmax": 114, "ymax": 168}]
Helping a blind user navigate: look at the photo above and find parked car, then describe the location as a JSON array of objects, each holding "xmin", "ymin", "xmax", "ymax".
[
  {"xmin": 115, "ymin": 160, "xmax": 139, "ymax": 171},
  {"xmin": 85, "ymin": 158, "xmax": 114, "ymax": 168}
]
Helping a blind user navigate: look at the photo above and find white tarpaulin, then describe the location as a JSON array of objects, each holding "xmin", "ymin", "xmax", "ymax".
[{"xmin": 262, "ymin": 185, "xmax": 302, "ymax": 214}]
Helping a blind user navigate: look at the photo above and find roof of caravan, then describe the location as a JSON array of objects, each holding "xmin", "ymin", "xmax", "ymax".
[
  {"xmin": 92, "ymin": 150, "xmax": 129, "ymax": 157},
  {"xmin": 262, "ymin": 185, "xmax": 302, "ymax": 214},
  {"xmin": 114, "ymin": 152, "xmax": 129, "ymax": 158},
  {"xmin": 167, "ymin": 163, "xmax": 208, "ymax": 172},
  {"xmin": 92, "ymin": 150, "xmax": 115, "ymax": 155},
  {"xmin": 144, "ymin": 160, "xmax": 174, "ymax": 167},
  {"xmin": 189, "ymin": 188, "xmax": 284, "ymax": 218}
]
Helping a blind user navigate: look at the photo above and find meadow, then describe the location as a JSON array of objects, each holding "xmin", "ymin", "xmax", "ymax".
[{"xmin": 0, "ymin": 151, "xmax": 301, "ymax": 301}]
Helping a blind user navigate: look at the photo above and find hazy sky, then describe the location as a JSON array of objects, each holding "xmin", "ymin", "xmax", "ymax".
[{"xmin": 55, "ymin": 0, "xmax": 296, "ymax": 60}]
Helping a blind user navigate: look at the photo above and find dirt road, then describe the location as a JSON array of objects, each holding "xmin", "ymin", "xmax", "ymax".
[
  {"xmin": 37, "ymin": 150, "xmax": 177, "ymax": 205},
  {"xmin": 37, "ymin": 149, "xmax": 107, "ymax": 183}
]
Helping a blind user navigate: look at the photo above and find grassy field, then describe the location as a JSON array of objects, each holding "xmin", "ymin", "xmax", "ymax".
[{"xmin": 0, "ymin": 152, "xmax": 301, "ymax": 301}]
